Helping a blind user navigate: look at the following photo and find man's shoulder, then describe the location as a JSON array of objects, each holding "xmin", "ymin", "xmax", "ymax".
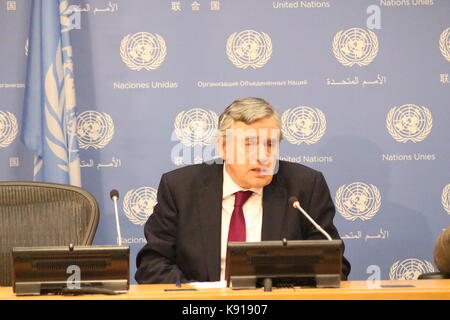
[
  {"xmin": 162, "ymin": 162, "xmax": 222, "ymax": 182},
  {"xmin": 273, "ymin": 161, "xmax": 328, "ymax": 193},
  {"xmin": 277, "ymin": 160, "xmax": 321, "ymax": 178}
]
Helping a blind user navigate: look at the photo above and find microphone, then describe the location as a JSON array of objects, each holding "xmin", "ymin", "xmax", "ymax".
[
  {"xmin": 288, "ymin": 196, "xmax": 332, "ymax": 241},
  {"xmin": 434, "ymin": 226, "xmax": 450, "ymax": 274},
  {"xmin": 110, "ymin": 189, "xmax": 119, "ymax": 201},
  {"xmin": 110, "ymin": 189, "xmax": 122, "ymax": 246}
]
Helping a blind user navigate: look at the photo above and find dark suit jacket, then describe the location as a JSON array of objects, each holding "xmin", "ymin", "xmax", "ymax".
[{"xmin": 135, "ymin": 161, "xmax": 351, "ymax": 283}]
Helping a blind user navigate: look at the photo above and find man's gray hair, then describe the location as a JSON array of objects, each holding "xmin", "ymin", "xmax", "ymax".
[{"xmin": 217, "ymin": 97, "xmax": 282, "ymax": 138}]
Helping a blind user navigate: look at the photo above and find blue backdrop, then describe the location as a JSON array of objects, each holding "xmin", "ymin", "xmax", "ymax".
[{"xmin": 1, "ymin": 0, "xmax": 449, "ymax": 283}]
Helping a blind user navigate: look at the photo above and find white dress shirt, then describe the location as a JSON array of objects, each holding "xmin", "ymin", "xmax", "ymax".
[{"xmin": 220, "ymin": 165, "xmax": 263, "ymax": 281}]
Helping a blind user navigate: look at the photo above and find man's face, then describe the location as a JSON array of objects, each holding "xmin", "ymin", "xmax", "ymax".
[{"xmin": 218, "ymin": 116, "xmax": 280, "ymax": 189}]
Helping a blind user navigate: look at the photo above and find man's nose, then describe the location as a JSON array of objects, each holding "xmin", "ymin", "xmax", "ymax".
[{"xmin": 257, "ymin": 144, "xmax": 271, "ymax": 165}]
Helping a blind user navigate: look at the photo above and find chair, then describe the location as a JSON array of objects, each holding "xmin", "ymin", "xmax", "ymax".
[
  {"xmin": 0, "ymin": 181, "xmax": 99, "ymax": 286},
  {"xmin": 418, "ymin": 272, "xmax": 450, "ymax": 280}
]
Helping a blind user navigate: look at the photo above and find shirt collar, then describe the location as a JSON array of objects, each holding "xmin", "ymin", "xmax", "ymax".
[{"xmin": 222, "ymin": 164, "xmax": 263, "ymax": 199}]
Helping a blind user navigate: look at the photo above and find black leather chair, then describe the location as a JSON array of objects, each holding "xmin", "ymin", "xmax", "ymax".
[
  {"xmin": 0, "ymin": 182, "xmax": 99, "ymax": 286},
  {"xmin": 418, "ymin": 272, "xmax": 450, "ymax": 280}
]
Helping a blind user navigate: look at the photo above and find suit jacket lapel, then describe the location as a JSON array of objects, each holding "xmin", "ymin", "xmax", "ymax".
[
  {"xmin": 262, "ymin": 175, "xmax": 288, "ymax": 241},
  {"xmin": 196, "ymin": 163, "xmax": 223, "ymax": 281}
]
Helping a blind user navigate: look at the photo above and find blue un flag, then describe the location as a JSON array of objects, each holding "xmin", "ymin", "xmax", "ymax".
[{"xmin": 21, "ymin": 0, "xmax": 81, "ymax": 186}]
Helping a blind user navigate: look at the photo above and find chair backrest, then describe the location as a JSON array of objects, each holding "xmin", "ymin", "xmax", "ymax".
[
  {"xmin": 0, "ymin": 182, "xmax": 99, "ymax": 286},
  {"xmin": 418, "ymin": 272, "xmax": 450, "ymax": 280}
]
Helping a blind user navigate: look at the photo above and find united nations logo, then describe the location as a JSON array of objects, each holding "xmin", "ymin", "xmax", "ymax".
[
  {"xmin": 335, "ymin": 182, "xmax": 381, "ymax": 221},
  {"xmin": 439, "ymin": 27, "xmax": 450, "ymax": 62},
  {"xmin": 389, "ymin": 258, "xmax": 434, "ymax": 280},
  {"xmin": 226, "ymin": 30, "xmax": 272, "ymax": 69},
  {"xmin": 76, "ymin": 111, "xmax": 114, "ymax": 149},
  {"xmin": 332, "ymin": 28, "xmax": 379, "ymax": 67},
  {"xmin": 175, "ymin": 108, "xmax": 218, "ymax": 147},
  {"xmin": 0, "ymin": 111, "xmax": 18, "ymax": 149},
  {"xmin": 281, "ymin": 106, "xmax": 326, "ymax": 145},
  {"xmin": 442, "ymin": 184, "xmax": 450, "ymax": 214},
  {"xmin": 386, "ymin": 104, "xmax": 432, "ymax": 143},
  {"xmin": 123, "ymin": 187, "xmax": 157, "ymax": 225},
  {"xmin": 120, "ymin": 32, "xmax": 167, "ymax": 71}
]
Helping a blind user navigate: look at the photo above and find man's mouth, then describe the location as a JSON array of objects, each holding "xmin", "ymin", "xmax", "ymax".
[{"xmin": 250, "ymin": 168, "xmax": 272, "ymax": 175}]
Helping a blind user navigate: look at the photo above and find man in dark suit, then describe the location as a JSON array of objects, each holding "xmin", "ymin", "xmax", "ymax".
[{"xmin": 135, "ymin": 97, "xmax": 350, "ymax": 283}]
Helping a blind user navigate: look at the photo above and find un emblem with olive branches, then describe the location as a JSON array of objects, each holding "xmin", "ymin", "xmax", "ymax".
[
  {"xmin": 120, "ymin": 32, "xmax": 167, "ymax": 71},
  {"xmin": 333, "ymin": 28, "xmax": 379, "ymax": 67},
  {"xmin": 226, "ymin": 30, "xmax": 272, "ymax": 69},
  {"xmin": 0, "ymin": 111, "xmax": 18, "ymax": 149},
  {"xmin": 442, "ymin": 184, "xmax": 450, "ymax": 214},
  {"xmin": 439, "ymin": 27, "xmax": 450, "ymax": 62},
  {"xmin": 281, "ymin": 106, "xmax": 326, "ymax": 145},
  {"xmin": 174, "ymin": 108, "xmax": 218, "ymax": 147},
  {"xmin": 123, "ymin": 187, "xmax": 158, "ymax": 225},
  {"xmin": 386, "ymin": 104, "xmax": 432, "ymax": 143},
  {"xmin": 77, "ymin": 111, "xmax": 114, "ymax": 149},
  {"xmin": 335, "ymin": 182, "xmax": 381, "ymax": 221},
  {"xmin": 389, "ymin": 258, "xmax": 434, "ymax": 280}
]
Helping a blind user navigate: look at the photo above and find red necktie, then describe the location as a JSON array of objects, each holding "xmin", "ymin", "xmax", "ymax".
[{"xmin": 227, "ymin": 191, "xmax": 253, "ymax": 242}]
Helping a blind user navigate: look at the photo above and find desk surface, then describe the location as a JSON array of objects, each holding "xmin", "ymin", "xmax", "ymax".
[{"xmin": 1, "ymin": 280, "xmax": 450, "ymax": 300}]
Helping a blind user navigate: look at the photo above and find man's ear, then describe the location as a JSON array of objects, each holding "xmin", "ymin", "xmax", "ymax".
[{"xmin": 216, "ymin": 136, "xmax": 226, "ymax": 161}]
